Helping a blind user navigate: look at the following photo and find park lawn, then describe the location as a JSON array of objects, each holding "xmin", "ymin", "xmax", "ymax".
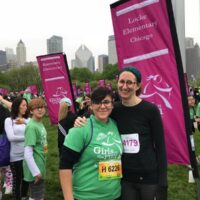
[{"xmin": 3, "ymin": 116, "xmax": 200, "ymax": 200}]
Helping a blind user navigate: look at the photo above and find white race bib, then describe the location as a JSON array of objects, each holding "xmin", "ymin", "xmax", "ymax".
[
  {"xmin": 193, "ymin": 122, "xmax": 197, "ymax": 129},
  {"xmin": 121, "ymin": 134, "xmax": 140, "ymax": 153}
]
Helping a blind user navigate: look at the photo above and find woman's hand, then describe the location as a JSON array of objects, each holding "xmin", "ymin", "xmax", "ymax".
[
  {"xmin": 34, "ymin": 173, "xmax": 42, "ymax": 184},
  {"xmin": 74, "ymin": 116, "xmax": 87, "ymax": 127},
  {"xmin": 15, "ymin": 118, "xmax": 26, "ymax": 124}
]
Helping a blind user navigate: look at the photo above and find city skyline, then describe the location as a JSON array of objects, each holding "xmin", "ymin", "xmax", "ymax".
[{"xmin": 0, "ymin": 0, "xmax": 199, "ymax": 67}]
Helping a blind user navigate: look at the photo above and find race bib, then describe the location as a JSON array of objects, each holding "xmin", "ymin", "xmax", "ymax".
[
  {"xmin": 98, "ymin": 159, "xmax": 122, "ymax": 180},
  {"xmin": 44, "ymin": 144, "xmax": 48, "ymax": 153},
  {"xmin": 121, "ymin": 134, "xmax": 140, "ymax": 153}
]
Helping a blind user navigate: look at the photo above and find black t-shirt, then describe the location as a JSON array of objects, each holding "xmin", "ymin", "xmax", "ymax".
[
  {"xmin": 57, "ymin": 111, "xmax": 77, "ymax": 153},
  {"xmin": 111, "ymin": 100, "xmax": 167, "ymax": 186},
  {"xmin": 0, "ymin": 105, "xmax": 10, "ymax": 134}
]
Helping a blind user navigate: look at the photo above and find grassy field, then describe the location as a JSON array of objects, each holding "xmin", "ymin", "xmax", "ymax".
[{"xmin": 2, "ymin": 116, "xmax": 200, "ymax": 200}]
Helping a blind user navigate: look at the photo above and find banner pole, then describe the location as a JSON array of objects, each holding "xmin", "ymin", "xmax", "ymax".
[
  {"xmin": 166, "ymin": 0, "xmax": 200, "ymax": 199},
  {"xmin": 63, "ymin": 54, "xmax": 77, "ymax": 114}
]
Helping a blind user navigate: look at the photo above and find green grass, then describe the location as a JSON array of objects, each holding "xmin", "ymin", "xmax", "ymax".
[{"xmin": 2, "ymin": 116, "xmax": 200, "ymax": 199}]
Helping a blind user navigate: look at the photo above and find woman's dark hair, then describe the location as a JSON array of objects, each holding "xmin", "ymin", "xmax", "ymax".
[
  {"xmin": 0, "ymin": 105, "xmax": 10, "ymax": 134},
  {"xmin": 11, "ymin": 97, "xmax": 29, "ymax": 119},
  {"xmin": 91, "ymin": 87, "xmax": 114, "ymax": 104}
]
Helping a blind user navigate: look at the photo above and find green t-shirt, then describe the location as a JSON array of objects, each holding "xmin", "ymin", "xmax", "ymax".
[
  {"xmin": 196, "ymin": 103, "xmax": 200, "ymax": 117},
  {"xmin": 64, "ymin": 115, "xmax": 123, "ymax": 200},
  {"xmin": 23, "ymin": 119, "xmax": 48, "ymax": 182},
  {"xmin": 189, "ymin": 107, "xmax": 196, "ymax": 120},
  {"xmin": 23, "ymin": 93, "xmax": 32, "ymax": 103}
]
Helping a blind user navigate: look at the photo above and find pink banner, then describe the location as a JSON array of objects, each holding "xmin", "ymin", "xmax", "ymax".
[
  {"xmin": 111, "ymin": 0, "xmax": 190, "ymax": 164},
  {"xmin": 37, "ymin": 53, "xmax": 75, "ymax": 124},
  {"xmin": 107, "ymin": 83, "xmax": 113, "ymax": 91},
  {"xmin": 26, "ymin": 85, "xmax": 38, "ymax": 95},
  {"xmin": 98, "ymin": 79, "xmax": 106, "ymax": 87},
  {"xmin": 0, "ymin": 88, "xmax": 9, "ymax": 95},
  {"xmin": 84, "ymin": 82, "xmax": 92, "ymax": 95}
]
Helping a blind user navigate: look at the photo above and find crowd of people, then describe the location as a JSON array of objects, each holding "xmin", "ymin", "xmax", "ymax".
[
  {"xmin": 0, "ymin": 66, "xmax": 186, "ymax": 200},
  {"xmin": 188, "ymin": 93, "xmax": 200, "ymax": 163}
]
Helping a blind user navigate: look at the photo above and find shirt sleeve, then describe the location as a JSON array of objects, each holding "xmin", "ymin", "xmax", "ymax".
[
  {"xmin": 5, "ymin": 118, "xmax": 24, "ymax": 142},
  {"xmin": 63, "ymin": 126, "xmax": 86, "ymax": 153},
  {"xmin": 59, "ymin": 146, "xmax": 81, "ymax": 169},
  {"xmin": 60, "ymin": 125, "xmax": 87, "ymax": 169},
  {"xmin": 150, "ymin": 105, "xmax": 167, "ymax": 187},
  {"xmin": 24, "ymin": 125, "xmax": 37, "ymax": 147},
  {"xmin": 24, "ymin": 146, "xmax": 40, "ymax": 177}
]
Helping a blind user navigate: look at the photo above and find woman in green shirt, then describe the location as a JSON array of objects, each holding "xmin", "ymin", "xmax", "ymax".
[{"xmin": 59, "ymin": 87, "xmax": 123, "ymax": 200}]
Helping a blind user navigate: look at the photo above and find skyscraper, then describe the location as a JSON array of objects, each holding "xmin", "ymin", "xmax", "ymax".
[
  {"xmin": 5, "ymin": 48, "xmax": 16, "ymax": 66},
  {"xmin": 75, "ymin": 45, "xmax": 95, "ymax": 72},
  {"xmin": 185, "ymin": 38, "xmax": 194, "ymax": 49},
  {"xmin": 0, "ymin": 50, "xmax": 7, "ymax": 66},
  {"xmin": 171, "ymin": 0, "xmax": 186, "ymax": 72},
  {"xmin": 108, "ymin": 35, "xmax": 117, "ymax": 65},
  {"xmin": 47, "ymin": 35, "xmax": 63, "ymax": 54},
  {"xmin": 185, "ymin": 38, "xmax": 200, "ymax": 81},
  {"xmin": 98, "ymin": 54, "xmax": 108, "ymax": 72},
  {"xmin": 16, "ymin": 40, "xmax": 26, "ymax": 67}
]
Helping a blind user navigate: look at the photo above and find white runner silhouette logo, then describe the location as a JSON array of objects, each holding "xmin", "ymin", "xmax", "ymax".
[
  {"xmin": 49, "ymin": 87, "xmax": 68, "ymax": 104},
  {"xmin": 96, "ymin": 131, "xmax": 123, "ymax": 155},
  {"xmin": 53, "ymin": 87, "xmax": 68, "ymax": 98},
  {"xmin": 140, "ymin": 75, "xmax": 172, "ymax": 109}
]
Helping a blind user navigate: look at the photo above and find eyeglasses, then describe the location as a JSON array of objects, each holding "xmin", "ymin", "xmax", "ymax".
[
  {"xmin": 35, "ymin": 106, "xmax": 46, "ymax": 110},
  {"xmin": 93, "ymin": 100, "xmax": 113, "ymax": 107},
  {"xmin": 118, "ymin": 80, "xmax": 136, "ymax": 86}
]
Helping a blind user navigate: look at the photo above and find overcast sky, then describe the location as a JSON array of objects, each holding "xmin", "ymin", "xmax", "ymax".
[{"xmin": 0, "ymin": 0, "xmax": 199, "ymax": 67}]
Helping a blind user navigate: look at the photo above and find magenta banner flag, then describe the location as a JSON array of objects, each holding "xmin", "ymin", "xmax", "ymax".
[
  {"xmin": 26, "ymin": 85, "xmax": 38, "ymax": 95},
  {"xmin": 84, "ymin": 82, "xmax": 92, "ymax": 95},
  {"xmin": 111, "ymin": 0, "xmax": 190, "ymax": 165},
  {"xmin": 107, "ymin": 83, "xmax": 113, "ymax": 91},
  {"xmin": 0, "ymin": 88, "xmax": 9, "ymax": 95},
  {"xmin": 37, "ymin": 53, "xmax": 75, "ymax": 124},
  {"xmin": 98, "ymin": 80, "xmax": 106, "ymax": 87}
]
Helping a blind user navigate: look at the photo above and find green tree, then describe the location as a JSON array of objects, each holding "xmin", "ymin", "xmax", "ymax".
[
  {"xmin": 70, "ymin": 67, "xmax": 93, "ymax": 82},
  {"xmin": 4, "ymin": 65, "xmax": 41, "ymax": 92},
  {"xmin": 102, "ymin": 64, "xmax": 118, "ymax": 80},
  {"xmin": 93, "ymin": 71, "xmax": 103, "ymax": 81}
]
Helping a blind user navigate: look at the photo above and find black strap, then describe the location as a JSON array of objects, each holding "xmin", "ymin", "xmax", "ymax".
[{"xmin": 193, "ymin": 107, "xmax": 196, "ymax": 116}]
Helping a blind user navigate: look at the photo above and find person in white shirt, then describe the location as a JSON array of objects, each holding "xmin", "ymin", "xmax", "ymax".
[{"xmin": 5, "ymin": 97, "xmax": 29, "ymax": 200}]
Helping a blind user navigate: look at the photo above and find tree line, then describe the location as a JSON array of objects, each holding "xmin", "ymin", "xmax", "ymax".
[{"xmin": 0, "ymin": 64, "xmax": 119, "ymax": 93}]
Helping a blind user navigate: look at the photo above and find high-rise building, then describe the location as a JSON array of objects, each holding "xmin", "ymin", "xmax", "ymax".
[
  {"xmin": 98, "ymin": 54, "xmax": 108, "ymax": 72},
  {"xmin": 171, "ymin": 0, "xmax": 186, "ymax": 71},
  {"xmin": 75, "ymin": 45, "xmax": 95, "ymax": 72},
  {"xmin": 47, "ymin": 35, "xmax": 63, "ymax": 54},
  {"xmin": 185, "ymin": 38, "xmax": 194, "ymax": 48},
  {"xmin": 16, "ymin": 40, "xmax": 26, "ymax": 67},
  {"xmin": 71, "ymin": 59, "xmax": 76, "ymax": 69},
  {"xmin": 5, "ymin": 48, "xmax": 17, "ymax": 66},
  {"xmin": 185, "ymin": 38, "xmax": 200, "ymax": 81},
  {"xmin": 0, "ymin": 50, "xmax": 7, "ymax": 66},
  {"xmin": 108, "ymin": 35, "xmax": 117, "ymax": 65}
]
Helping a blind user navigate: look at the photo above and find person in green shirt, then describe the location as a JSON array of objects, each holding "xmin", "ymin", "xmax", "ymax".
[
  {"xmin": 189, "ymin": 95, "xmax": 200, "ymax": 131},
  {"xmin": 59, "ymin": 87, "xmax": 123, "ymax": 200},
  {"xmin": 196, "ymin": 100, "xmax": 200, "ymax": 119},
  {"xmin": 23, "ymin": 98, "xmax": 47, "ymax": 200}
]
